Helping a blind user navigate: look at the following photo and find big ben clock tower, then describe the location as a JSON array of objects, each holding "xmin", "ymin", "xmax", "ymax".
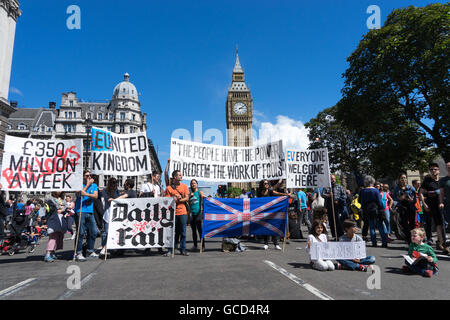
[
  {"xmin": 226, "ymin": 49, "xmax": 254, "ymax": 191},
  {"xmin": 226, "ymin": 49, "xmax": 253, "ymax": 148}
]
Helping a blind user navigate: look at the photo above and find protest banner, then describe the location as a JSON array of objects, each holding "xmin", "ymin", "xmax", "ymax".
[
  {"xmin": 202, "ymin": 196, "xmax": 289, "ymax": 239},
  {"xmin": 310, "ymin": 242, "xmax": 367, "ymax": 260},
  {"xmin": 0, "ymin": 135, "xmax": 83, "ymax": 191},
  {"xmin": 170, "ymin": 138, "xmax": 285, "ymax": 182},
  {"xmin": 90, "ymin": 127, "xmax": 151, "ymax": 176},
  {"xmin": 106, "ymin": 197, "xmax": 176, "ymax": 250},
  {"xmin": 285, "ymin": 148, "xmax": 331, "ymax": 189}
]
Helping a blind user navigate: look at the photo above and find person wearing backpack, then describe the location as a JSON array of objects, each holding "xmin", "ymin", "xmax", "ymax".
[{"xmin": 360, "ymin": 175, "xmax": 388, "ymax": 248}]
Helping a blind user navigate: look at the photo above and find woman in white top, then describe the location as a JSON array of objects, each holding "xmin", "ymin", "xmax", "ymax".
[
  {"xmin": 306, "ymin": 219, "xmax": 335, "ymax": 271},
  {"xmin": 139, "ymin": 172, "xmax": 161, "ymax": 198}
]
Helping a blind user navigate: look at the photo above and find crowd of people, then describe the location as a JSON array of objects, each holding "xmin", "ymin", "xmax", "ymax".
[{"xmin": 0, "ymin": 159, "xmax": 449, "ymax": 278}]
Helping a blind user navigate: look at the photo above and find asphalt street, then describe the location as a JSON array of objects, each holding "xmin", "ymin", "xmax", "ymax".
[{"xmin": 1, "ymin": 227, "xmax": 449, "ymax": 301}]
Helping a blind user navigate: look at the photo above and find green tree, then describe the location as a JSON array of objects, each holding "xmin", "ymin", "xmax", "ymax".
[
  {"xmin": 307, "ymin": 105, "xmax": 434, "ymax": 180},
  {"xmin": 305, "ymin": 106, "xmax": 372, "ymax": 185},
  {"xmin": 337, "ymin": 3, "xmax": 449, "ymax": 162}
]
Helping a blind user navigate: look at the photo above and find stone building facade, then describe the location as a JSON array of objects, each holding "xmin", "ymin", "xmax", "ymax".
[{"xmin": 0, "ymin": 0, "xmax": 21, "ymax": 167}]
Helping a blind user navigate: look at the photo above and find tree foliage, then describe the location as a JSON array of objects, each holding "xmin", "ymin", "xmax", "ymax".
[
  {"xmin": 337, "ymin": 3, "xmax": 449, "ymax": 162},
  {"xmin": 305, "ymin": 106, "xmax": 371, "ymax": 176},
  {"xmin": 306, "ymin": 105, "xmax": 434, "ymax": 180}
]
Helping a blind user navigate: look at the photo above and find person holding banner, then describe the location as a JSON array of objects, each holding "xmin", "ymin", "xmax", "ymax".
[
  {"xmin": 257, "ymin": 179, "xmax": 290, "ymax": 250},
  {"xmin": 306, "ymin": 219, "xmax": 336, "ymax": 271},
  {"xmin": 189, "ymin": 179, "xmax": 205, "ymax": 251},
  {"xmin": 164, "ymin": 159, "xmax": 190, "ymax": 256},
  {"xmin": 337, "ymin": 220, "xmax": 375, "ymax": 272},
  {"xmin": 74, "ymin": 170, "xmax": 99, "ymax": 261},
  {"xmin": 139, "ymin": 171, "xmax": 161, "ymax": 198},
  {"xmin": 99, "ymin": 177, "xmax": 120, "ymax": 256},
  {"xmin": 322, "ymin": 175, "xmax": 346, "ymax": 240}
]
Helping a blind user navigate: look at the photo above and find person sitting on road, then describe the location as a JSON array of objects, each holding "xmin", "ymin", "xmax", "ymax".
[
  {"xmin": 336, "ymin": 220, "xmax": 375, "ymax": 272},
  {"xmin": 306, "ymin": 219, "xmax": 335, "ymax": 271},
  {"xmin": 402, "ymin": 227, "xmax": 438, "ymax": 278}
]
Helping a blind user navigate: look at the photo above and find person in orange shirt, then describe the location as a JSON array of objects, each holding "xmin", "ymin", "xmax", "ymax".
[{"xmin": 164, "ymin": 159, "xmax": 190, "ymax": 256}]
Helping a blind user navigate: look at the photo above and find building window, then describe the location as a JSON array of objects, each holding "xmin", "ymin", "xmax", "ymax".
[
  {"xmin": 120, "ymin": 125, "xmax": 125, "ymax": 133},
  {"xmin": 64, "ymin": 124, "xmax": 73, "ymax": 133},
  {"xmin": 65, "ymin": 112, "xmax": 68, "ymax": 119},
  {"xmin": 87, "ymin": 113, "xmax": 92, "ymax": 119},
  {"xmin": 98, "ymin": 113, "xmax": 102, "ymax": 120},
  {"xmin": 120, "ymin": 112, "xmax": 125, "ymax": 120},
  {"xmin": 108, "ymin": 126, "xmax": 114, "ymax": 132},
  {"xmin": 18, "ymin": 123, "xmax": 27, "ymax": 130},
  {"xmin": 8, "ymin": 124, "xmax": 12, "ymax": 130},
  {"xmin": 48, "ymin": 127, "xmax": 52, "ymax": 132},
  {"xmin": 69, "ymin": 100, "xmax": 74, "ymax": 107},
  {"xmin": 73, "ymin": 112, "xmax": 76, "ymax": 118},
  {"xmin": 41, "ymin": 126, "xmax": 45, "ymax": 133},
  {"xmin": 117, "ymin": 176, "xmax": 123, "ymax": 188},
  {"xmin": 109, "ymin": 113, "xmax": 114, "ymax": 120},
  {"xmin": 69, "ymin": 112, "xmax": 72, "ymax": 119},
  {"xmin": 132, "ymin": 114, "xmax": 136, "ymax": 121},
  {"xmin": 129, "ymin": 127, "xmax": 133, "ymax": 133}
]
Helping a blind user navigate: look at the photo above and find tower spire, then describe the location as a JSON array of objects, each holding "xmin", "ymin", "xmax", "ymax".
[{"xmin": 233, "ymin": 46, "xmax": 244, "ymax": 74}]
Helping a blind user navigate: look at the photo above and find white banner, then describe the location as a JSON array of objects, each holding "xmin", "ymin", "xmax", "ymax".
[
  {"xmin": 106, "ymin": 197, "xmax": 176, "ymax": 250},
  {"xmin": 0, "ymin": 136, "xmax": 83, "ymax": 191},
  {"xmin": 286, "ymin": 148, "xmax": 331, "ymax": 189},
  {"xmin": 310, "ymin": 242, "xmax": 366, "ymax": 260},
  {"xmin": 90, "ymin": 127, "xmax": 151, "ymax": 176},
  {"xmin": 170, "ymin": 138, "xmax": 285, "ymax": 182}
]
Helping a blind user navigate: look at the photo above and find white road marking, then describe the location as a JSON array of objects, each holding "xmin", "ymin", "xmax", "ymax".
[
  {"xmin": 0, "ymin": 278, "xmax": 37, "ymax": 298},
  {"xmin": 263, "ymin": 260, "xmax": 334, "ymax": 300},
  {"xmin": 57, "ymin": 272, "xmax": 97, "ymax": 300}
]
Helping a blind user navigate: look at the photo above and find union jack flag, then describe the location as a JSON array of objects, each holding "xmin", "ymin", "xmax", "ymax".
[{"xmin": 202, "ymin": 196, "xmax": 289, "ymax": 239}]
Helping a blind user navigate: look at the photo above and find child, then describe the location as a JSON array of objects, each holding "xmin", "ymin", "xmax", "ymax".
[
  {"xmin": 412, "ymin": 180, "xmax": 425, "ymax": 229},
  {"xmin": 64, "ymin": 195, "xmax": 76, "ymax": 239},
  {"xmin": 306, "ymin": 219, "xmax": 335, "ymax": 271},
  {"xmin": 402, "ymin": 228, "xmax": 438, "ymax": 277},
  {"xmin": 311, "ymin": 206, "xmax": 329, "ymax": 236},
  {"xmin": 337, "ymin": 220, "xmax": 375, "ymax": 272}
]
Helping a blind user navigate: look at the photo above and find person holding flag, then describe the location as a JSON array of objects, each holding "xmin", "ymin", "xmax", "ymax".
[
  {"xmin": 257, "ymin": 179, "xmax": 291, "ymax": 250},
  {"xmin": 164, "ymin": 159, "xmax": 190, "ymax": 256}
]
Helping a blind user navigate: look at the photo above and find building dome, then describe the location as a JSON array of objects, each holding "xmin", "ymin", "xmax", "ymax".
[{"xmin": 112, "ymin": 73, "xmax": 139, "ymax": 101}]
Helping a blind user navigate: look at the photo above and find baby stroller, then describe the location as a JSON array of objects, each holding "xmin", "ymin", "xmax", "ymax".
[{"xmin": 1, "ymin": 207, "xmax": 32, "ymax": 256}]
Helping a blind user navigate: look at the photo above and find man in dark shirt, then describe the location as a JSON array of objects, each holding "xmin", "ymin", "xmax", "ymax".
[
  {"xmin": 322, "ymin": 174, "xmax": 347, "ymax": 239},
  {"xmin": 420, "ymin": 163, "xmax": 448, "ymax": 254}
]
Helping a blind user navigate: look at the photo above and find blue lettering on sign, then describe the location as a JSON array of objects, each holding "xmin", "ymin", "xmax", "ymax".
[
  {"xmin": 287, "ymin": 151, "xmax": 293, "ymax": 162},
  {"xmin": 91, "ymin": 128, "xmax": 113, "ymax": 152}
]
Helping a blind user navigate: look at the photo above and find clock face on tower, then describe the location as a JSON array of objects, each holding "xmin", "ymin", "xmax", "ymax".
[{"xmin": 233, "ymin": 102, "xmax": 248, "ymax": 115}]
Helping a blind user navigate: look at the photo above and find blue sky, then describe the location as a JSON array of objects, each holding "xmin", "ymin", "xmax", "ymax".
[{"xmin": 8, "ymin": 0, "xmax": 441, "ymax": 178}]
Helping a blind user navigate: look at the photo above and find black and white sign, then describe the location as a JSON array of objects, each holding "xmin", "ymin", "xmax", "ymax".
[
  {"xmin": 106, "ymin": 198, "xmax": 176, "ymax": 250},
  {"xmin": 170, "ymin": 138, "xmax": 285, "ymax": 182}
]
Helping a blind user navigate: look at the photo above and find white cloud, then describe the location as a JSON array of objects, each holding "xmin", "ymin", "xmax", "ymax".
[
  {"xmin": 252, "ymin": 109, "xmax": 266, "ymax": 127},
  {"xmin": 254, "ymin": 115, "xmax": 310, "ymax": 150},
  {"xmin": 9, "ymin": 87, "xmax": 23, "ymax": 96}
]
